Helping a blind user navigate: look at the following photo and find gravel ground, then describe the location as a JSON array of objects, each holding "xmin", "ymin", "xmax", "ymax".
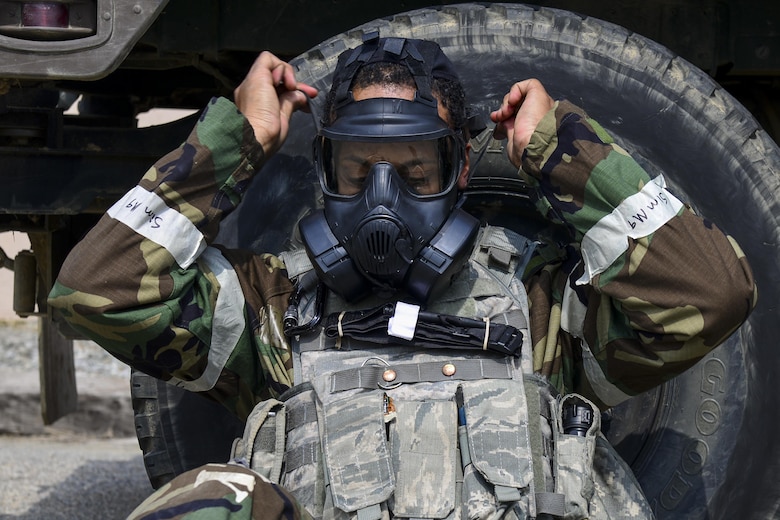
[
  {"xmin": 0, "ymin": 319, "xmax": 154, "ymax": 519},
  {"xmin": 0, "ymin": 435, "xmax": 152, "ymax": 519}
]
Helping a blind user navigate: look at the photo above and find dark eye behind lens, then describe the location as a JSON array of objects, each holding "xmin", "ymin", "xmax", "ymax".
[{"xmin": 321, "ymin": 138, "xmax": 340, "ymax": 193}]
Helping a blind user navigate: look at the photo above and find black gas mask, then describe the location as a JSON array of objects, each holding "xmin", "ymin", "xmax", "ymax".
[{"xmin": 299, "ymin": 36, "xmax": 480, "ymax": 303}]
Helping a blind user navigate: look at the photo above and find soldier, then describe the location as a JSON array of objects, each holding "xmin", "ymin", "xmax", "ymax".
[{"xmin": 49, "ymin": 36, "xmax": 755, "ymax": 519}]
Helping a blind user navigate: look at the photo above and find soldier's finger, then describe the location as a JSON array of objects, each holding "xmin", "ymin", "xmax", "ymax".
[
  {"xmin": 490, "ymin": 84, "xmax": 528, "ymax": 126},
  {"xmin": 298, "ymin": 82, "xmax": 319, "ymax": 98},
  {"xmin": 491, "ymin": 89, "xmax": 523, "ymax": 140},
  {"xmin": 271, "ymin": 62, "xmax": 295, "ymax": 89},
  {"xmin": 247, "ymin": 51, "xmax": 284, "ymax": 81},
  {"xmin": 279, "ymin": 90, "xmax": 308, "ymax": 121},
  {"xmin": 490, "ymin": 93, "xmax": 516, "ymax": 124}
]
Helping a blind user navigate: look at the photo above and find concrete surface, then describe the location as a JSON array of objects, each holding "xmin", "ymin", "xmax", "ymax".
[{"xmin": 0, "ymin": 434, "xmax": 153, "ymax": 519}]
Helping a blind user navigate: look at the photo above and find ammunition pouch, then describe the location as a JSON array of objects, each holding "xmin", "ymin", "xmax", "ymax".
[{"xmin": 231, "ymin": 371, "xmax": 635, "ymax": 520}]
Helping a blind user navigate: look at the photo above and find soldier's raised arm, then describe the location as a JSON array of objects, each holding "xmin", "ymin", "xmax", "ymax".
[
  {"xmin": 493, "ymin": 79, "xmax": 756, "ymax": 406},
  {"xmin": 48, "ymin": 53, "xmax": 316, "ymax": 418}
]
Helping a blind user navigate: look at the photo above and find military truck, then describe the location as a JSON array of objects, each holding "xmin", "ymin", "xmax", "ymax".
[{"xmin": 1, "ymin": 1, "xmax": 778, "ymax": 518}]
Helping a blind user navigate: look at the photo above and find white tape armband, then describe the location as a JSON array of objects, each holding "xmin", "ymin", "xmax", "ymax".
[
  {"xmin": 169, "ymin": 247, "xmax": 246, "ymax": 392},
  {"xmin": 107, "ymin": 185, "xmax": 206, "ymax": 269},
  {"xmin": 577, "ymin": 175, "xmax": 683, "ymax": 285},
  {"xmin": 388, "ymin": 301, "xmax": 420, "ymax": 341}
]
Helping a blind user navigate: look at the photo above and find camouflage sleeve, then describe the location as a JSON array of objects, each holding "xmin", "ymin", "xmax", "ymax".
[
  {"xmin": 127, "ymin": 462, "xmax": 313, "ymax": 520},
  {"xmin": 521, "ymin": 100, "xmax": 757, "ymax": 407},
  {"xmin": 48, "ymin": 97, "xmax": 294, "ymax": 419}
]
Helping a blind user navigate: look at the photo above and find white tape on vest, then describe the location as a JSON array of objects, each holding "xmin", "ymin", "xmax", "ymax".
[{"xmin": 388, "ymin": 301, "xmax": 421, "ymax": 341}]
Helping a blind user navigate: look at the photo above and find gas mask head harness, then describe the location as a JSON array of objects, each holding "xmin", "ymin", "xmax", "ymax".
[{"xmin": 299, "ymin": 34, "xmax": 480, "ymax": 304}]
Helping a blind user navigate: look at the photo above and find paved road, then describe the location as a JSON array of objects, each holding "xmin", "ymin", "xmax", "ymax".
[{"xmin": 0, "ymin": 434, "xmax": 153, "ymax": 519}]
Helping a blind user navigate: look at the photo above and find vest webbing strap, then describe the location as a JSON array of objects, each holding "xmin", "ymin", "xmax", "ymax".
[
  {"xmin": 523, "ymin": 379, "xmax": 566, "ymax": 516},
  {"xmin": 471, "ymin": 225, "xmax": 538, "ymax": 288},
  {"xmin": 495, "ymin": 485, "xmax": 522, "ymax": 503},
  {"xmin": 256, "ymin": 420, "xmax": 277, "ymax": 452},
  {"xmin": 357, "ymin": 504, "xmax": 382, "ymax": 520},
  {"xmin": 278, "ymin": 248, "xmax": 313, "ymax": 281},
  {"xmin": 330, "ymin": 358, "xmax": 512, "ymax": 393},
  {"xmin": 524, "ymin": 379, "xmax": 546, "ymax": 499},
  {"xmin": 284, "ymin": 442, "xmax": 320, "ymax": 473},
  {"xmin": 285, "ymin": 401, "xmax": 317, "ymax": 433},
  {"xmin": 535, "ymin": 491, "xmax": 566, "ymax": 517}
]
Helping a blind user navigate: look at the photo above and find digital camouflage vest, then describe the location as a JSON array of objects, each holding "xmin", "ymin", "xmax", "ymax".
[{"xmin": 231, "ymin": 226, "xmax": 654, "ymax": 520}]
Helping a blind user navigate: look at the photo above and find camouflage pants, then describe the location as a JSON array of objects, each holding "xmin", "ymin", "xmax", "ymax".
[{"xmin": 128, "ymin": 462, "xmax": 312, "ymax": 520}]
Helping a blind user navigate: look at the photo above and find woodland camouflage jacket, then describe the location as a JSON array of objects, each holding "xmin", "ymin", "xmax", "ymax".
[{"xmin": 48, "ymin": 97, "xmax": 757, "ymax": 418}]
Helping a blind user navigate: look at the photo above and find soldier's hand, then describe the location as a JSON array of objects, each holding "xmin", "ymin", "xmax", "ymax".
[
  {"xmin": 490, "ymin": 79, "xmax": 554, "ymax": 167},
  {"xmin": 234, "ymin": 52, "xmax": 319, "ymax": 157}
]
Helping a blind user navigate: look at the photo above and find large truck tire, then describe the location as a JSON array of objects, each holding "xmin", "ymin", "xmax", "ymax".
[{"xmin": 133, "ymin": 4, "xmax": 780, "ymax": 518}]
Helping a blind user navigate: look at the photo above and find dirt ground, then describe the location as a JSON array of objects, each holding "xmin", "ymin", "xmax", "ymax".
[
  {"xmin": 0, "ymin": 319, "xmax": 152, "ymax": 519},
  {"xmin": 0, "ymin": 434, "xmax": 152, "ymax": 519}
]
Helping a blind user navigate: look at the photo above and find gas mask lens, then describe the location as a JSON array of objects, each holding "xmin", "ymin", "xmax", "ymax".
[{"xmin": 321, "ymin": 136, "xmax": 458, "ymax": 197}]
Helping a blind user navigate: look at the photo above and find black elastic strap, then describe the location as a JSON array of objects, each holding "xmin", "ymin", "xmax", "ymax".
[{"xmin": 323, "ymin": 303, "xmax": 524, "ymax": 357}]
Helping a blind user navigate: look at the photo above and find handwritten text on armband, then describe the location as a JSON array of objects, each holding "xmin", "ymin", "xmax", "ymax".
[
  {"xmin": 107, "ymin": 185, "xmax": 205, "ymax": 269},
  {"xmin": 577, "ymin": 175, "xmax": 684, "ymax": 283},
  {"xmin": 627, "ymin": 188, "xmax": 670, "ymax": 230},
  {"xmin": 125, "ymin": 198, "xmax": 164, "ymax": 229}
]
